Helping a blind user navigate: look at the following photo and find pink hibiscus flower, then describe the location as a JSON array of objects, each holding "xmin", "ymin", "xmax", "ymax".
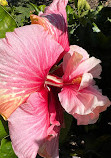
[
  {"xmin": 0, "ymin": 24, "xmax": 110, "ymax": 157},
  {"xmin": 0, "ymin": 0, "xmax": 110, "ymax": 158}
]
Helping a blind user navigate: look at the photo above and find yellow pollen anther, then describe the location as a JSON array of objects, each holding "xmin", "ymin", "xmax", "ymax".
[
  {"xmin": 72, "ymin": 76, "xmax": 82, "ymax": 85},
  {"xmin": 30, "ymin": 15, "xmax": 48, "ymax": 31}
]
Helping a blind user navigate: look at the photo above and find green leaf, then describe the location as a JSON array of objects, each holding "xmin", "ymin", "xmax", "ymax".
[
  {"xmin": 30, "ymin": 4, "xmax": 46, "ymax": 15},
  {"xmin": 66, "ymin": 5, "xmax": 74, "ymax": 22},
  {"xmin": 15, "ymin": 6, "xmax": 31, "ymax": 18},
  {"xmin": 0, "ymin": 138, "xmax": 17, "ymax": 158},
  {"xmin": 59, "ymin": 112, "xmax": 73, "ymax": 143},
  {"xmin": 0, "ymin": 5, "xmax": 17, "ymax": 38},
  {"xmin": 92, "ymin": 22, "xmax": 101, "ymax": 33},
  {"xmin": 78, "ymin": 0, "xmax": 90, "ymax": 17},
  {"xmin": 95, "ymin": 4, "xmax": 103, "ymax": 15},
  {"xmin": 66, "ymin": 5, "xmax": 74, "ymax": 15},
  {"xmin": 74, "ymin": 0, "xmax": 78, "ymax": 8},
  {"xmin": 0, "ymin": 116, "xmax": 9, "ymax": 141},
  {"xmin": 30, "ymin": 3, "xmax": 40, "ymax": 14},
  {"xmin": 69, "ymin": 0, "xmax": 73, "ymax": 2},
  {"xmin": 108, "ymin": 17, "xmax": 111, "ymax": 22},
  {"xmin": 38, "ymin": 5, "xmax": 46, "ymax": 12},
  {"xmin": 13, "ymin": 4, "xmax": 34, "ymax": 26},
  {"xmin": 78, "ymin": 0, "xmax": 90, "ymax": 11}
]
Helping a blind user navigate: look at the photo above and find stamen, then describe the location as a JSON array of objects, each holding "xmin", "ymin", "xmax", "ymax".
[
  {"xmin": 45, "ymin": 75, "xmax": 82, "ymax": 88},
  {"xmin": 45, "ymin": 74, "xmax": 63, "ymax": 88},
  {"xmin": 72, "ymin": 76, "xmax": 82, "ymax": 85}
]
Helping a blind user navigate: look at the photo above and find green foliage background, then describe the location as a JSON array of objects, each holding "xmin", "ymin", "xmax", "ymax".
[{"xmin": 0, "ymin": 0, "xmax": 111, "ymax": 158}]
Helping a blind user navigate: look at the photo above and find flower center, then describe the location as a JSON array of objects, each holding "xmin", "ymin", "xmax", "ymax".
[
  {"xmin": 45, "ymin": 74, "xmax": 82, "ymax": 88},
  {"xmin": 45, "ymin": 74, "xmax": 63, "ymax": 88},
  {"xmin": 72, "ymin": 76, "xmax": 82, "ymax": 85}
]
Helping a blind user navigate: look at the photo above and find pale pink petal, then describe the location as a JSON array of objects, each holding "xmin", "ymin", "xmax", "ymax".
[
  {"xmin": 58, "ymin": 85, "xmax": 110, "ymax": 125},
  {"xmin": 30, "ymin": 0, "xmax": 69, "ymax": 59},
  {"xmin": 59, "ymin": 85, "xmax": 85, "ymax": 115},
  {"xmin": 74, "ymin": 113, "xmax": 99, "ymax": 125},
  {"xmin": 63, "ymin": 45, "xmax": 89, "ymax": 71},
  {"xmin": 63, "ymin": 52, "xmax": 83, "ymax": 81},
  {"xmin": 79, "ymin": 73, "xmax": 94, "ymax": 90},
  {"xmin": 8, "ymin": 90, "xmax": 50, "ymax": 158},
  {"xmin": 0, "ymin": 24, "xmax": 63, "ymax": 118},
  {"xmin": 68, "ymin": 57, "xmax": 101, "ymax": 81},
  {"xmin": 74, "ymin": 86, "xmax": 111, "ymax": 125},
  {"xmin": 68, "ymin": 45, "xmax": 89, "ymax": 60},
  {"xmin": 89, "ymin": 64, "xmax": 102, "ymax": 79},
  {"xmin": 63, "ymin": 45, "xmax": 101, "ymax": 81}
]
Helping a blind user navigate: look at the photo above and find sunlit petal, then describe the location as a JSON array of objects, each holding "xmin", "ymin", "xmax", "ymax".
[
  {"xmin": 8, "ymin": 90, "xmax": 50, "ymax": 158},
  {"xmin": 63, "ymin": 45, "xmax": 101, "ymax": 81},
  {"xmin": 59, "ymin": 85, "xmax": 110, "ymax": 125},
  {"xmin": 63, "ymin": 52, "xmax": 83, "ymax": 81},
  {"xmin": 0, "ymin": 24, "xmax": 63, "ymax": 118},
  {"xmin": 30, "ymin": 0, "xmax": 69, "ymax": 59}
]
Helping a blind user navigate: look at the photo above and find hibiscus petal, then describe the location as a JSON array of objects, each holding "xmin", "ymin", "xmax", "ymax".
[
  {"xmin": 68, "ymin": 45, "xmax": 89, "ymax": 60},
  {"xmin": 63, "ymin": 45, "xmax": 101, "ymax": 81},
  {"xmin": 63, "ymin": 52, "xmax": 83, "ymax": 81},
  {"xmin": 79, "ymin": 73, "xmax": 94, "ymax": 90},
  {"xmin": 8, "ymin": 90, "xmax": 50, "ymax": 158},
  {"xmin": 45, "ymin": 136, "xmax": 59, "ymax": 158},
  {"xmin": 63, "ymin": 45, "xmax": 89, "ymax": 71},
  {"xmin": 37, "ymin": 87, "xmax": 62, "ymax": 158},
  {"xmin": 48, "ymin": 87, "xmax": 63, "ymax": 137},
  {"xmin": 58, "ymin": 85, "xmax": 110, "ymax": 125},
  {"xmin": 69, "ymin": 56, "xmax": 101, "ymax": 81},
  {"xmin": 89, "ymin": 64, "xmax": 102, "ymax": 79},
  {"xmin": 38, "ymin": 136, "xmax": 59, "ymax": 158},
  {"xmin": 43, "ymin": 0, "xmax": 68, "ymax": 19},
  {"xmin": 59, "ymin": 85, "xmax": 85, "ymax": 115},
  {"xmin": 0, "ymin": 24, "xmax": 63, "ymax": 119},
  {"xmin": 30, "ymin": 0, "xmax": 69, "ymax": 57}
]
